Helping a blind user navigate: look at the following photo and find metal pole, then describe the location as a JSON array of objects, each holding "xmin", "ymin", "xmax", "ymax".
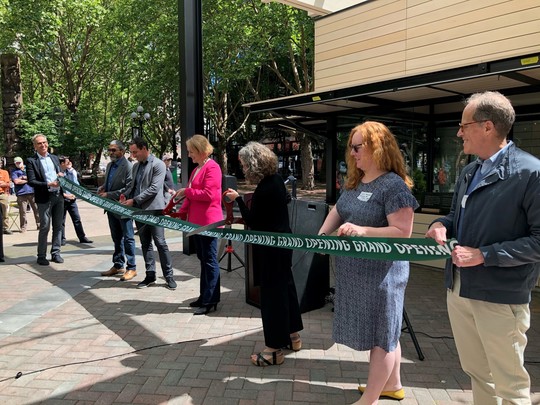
[{"xmin": 178, "ymin": 0, "xmax": 203, "ymax": 255}]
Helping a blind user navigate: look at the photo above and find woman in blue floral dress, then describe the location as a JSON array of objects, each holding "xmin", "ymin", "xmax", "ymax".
[{"xmin": 318, "ymin": 121, "xmax": 418, "ymax": 404}]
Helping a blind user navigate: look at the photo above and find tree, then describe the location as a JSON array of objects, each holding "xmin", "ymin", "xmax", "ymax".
[
  {"xmin": 202, "ymin": 0, "xmax": 315, "ymax": 188},
  {"xmin": 0, "ymin": 0, "xmax": 315, "ymax": 181},
  {"xmin": 0, "ymin": 0, "xmax": 181, "ymax": 168},
  {"xmin": 245, "ymin": 1, "xmax": 316, "ymax": 189}
]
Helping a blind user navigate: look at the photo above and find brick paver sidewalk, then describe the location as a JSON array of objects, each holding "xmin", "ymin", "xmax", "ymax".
[{"xmin": 0, "ymin": 199, "xmax": 538, "ymax": 404}]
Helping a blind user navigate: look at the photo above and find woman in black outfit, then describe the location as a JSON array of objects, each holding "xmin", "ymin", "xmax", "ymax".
[{"xmin": 225, "ymin": 142, "xmax": 303, "ymax": 367}]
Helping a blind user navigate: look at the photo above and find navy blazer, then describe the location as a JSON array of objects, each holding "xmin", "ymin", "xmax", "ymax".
[{"xmin": 26, "ymin": 152, "xmax": 62, "ymax": 204}]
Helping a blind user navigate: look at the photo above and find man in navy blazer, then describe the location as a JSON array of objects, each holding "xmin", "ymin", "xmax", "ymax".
[
  {"xmin": 97, "ymin": 140, "xmax": 137, "ymax": 280},
  {"xmin": 121, "ymin": 137, "xmax": 176, "ymax": 290},
  {"xmin": 26, "ymin": 134, "xmax": 64, "ymax": 265}
]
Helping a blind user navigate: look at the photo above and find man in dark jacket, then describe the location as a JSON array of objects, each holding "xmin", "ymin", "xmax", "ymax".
[
  {"xmin": 426, "ymin": 91, "xmax": 540, "ymax": 405},
  {"xmin": 97, "ymin": 140, "xmax": 136, "ymax": 279},
  {"xmin": 26, "ymin": 134, "xmax": 64, "ymax": 265}
]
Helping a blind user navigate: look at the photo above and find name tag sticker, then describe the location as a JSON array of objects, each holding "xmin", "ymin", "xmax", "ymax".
[
  {"xmin": 461, "ymin": 195, "xmax": 468, "ymax": 208},
  {"xmin": 358, "ymin": 192, "xmax": 373, "ymax": 202}
]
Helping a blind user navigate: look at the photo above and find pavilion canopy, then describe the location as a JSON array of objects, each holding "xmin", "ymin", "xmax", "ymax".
[{"xmin": 244, "ymin": 53, "xmax": 540, "ymax": 137}]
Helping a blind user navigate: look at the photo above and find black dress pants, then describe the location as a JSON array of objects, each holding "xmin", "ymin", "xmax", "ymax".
[
  {"xmin": 62, "ymin": 198, "xmax": 87, "ymax": 242},
  {"xmin": 257, "ymin": 245, "xmax": 303, "ymax": 349}
]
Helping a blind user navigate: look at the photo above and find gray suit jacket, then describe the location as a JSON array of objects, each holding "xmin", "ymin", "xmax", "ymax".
[
  {"xmin": 123, "ymin": 154, "xmax": 167, "ymax": 210},
  {"xmin": 103, "ymin": 157, "xmax": 132, "ymax": 201}
]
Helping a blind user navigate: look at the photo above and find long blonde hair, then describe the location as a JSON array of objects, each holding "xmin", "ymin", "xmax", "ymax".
[{"xmin": 345, "ymin": 121, "xmax": 413, "ymax": 190}]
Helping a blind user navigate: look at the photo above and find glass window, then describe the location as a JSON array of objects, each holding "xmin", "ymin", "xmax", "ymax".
[
  {"xmin": 432, "ymin": 126, "xmax": 468, "ymax": 194},
  {"xmin": 513, "ymin": 120, "xmax": 540, "ymax": 158}
]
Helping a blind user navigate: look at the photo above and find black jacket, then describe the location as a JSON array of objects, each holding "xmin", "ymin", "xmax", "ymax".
[{"xmin": 26, "ymin": 153, "xmax": 62, "ymax": 204}]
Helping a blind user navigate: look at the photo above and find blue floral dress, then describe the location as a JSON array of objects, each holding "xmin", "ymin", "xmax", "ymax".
[{"xmin": 334, "ymin": 172, "xmax": 419, "ymax": 352}]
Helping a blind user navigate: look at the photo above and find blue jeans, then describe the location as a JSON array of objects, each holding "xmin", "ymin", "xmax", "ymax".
[
  {"xmin": 107, "ymin": 212, "xmax": 136, "ymax": 270},
  {"xmin": 37, "ymin": 192, "xmax": 64, "ymax": 258},
  {"xmin": 135, "ymin": 221, "xmax": 173, "ymax": 278},
  {"xmin": 194, "ymin": 235, "xmax": 221, "ymax": 305}
]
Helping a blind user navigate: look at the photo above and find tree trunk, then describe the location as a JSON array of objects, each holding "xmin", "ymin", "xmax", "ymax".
[
  {"xmin": 298, "ymin": 133, "xmax": 314, "ymax": 190},
  {"xmin": 1, "ymin": 54, "xmax": 23, "ymax": 166},
  {"xmin": 216, "ymin": 134, "xmax": 228, "ymax": 175}
]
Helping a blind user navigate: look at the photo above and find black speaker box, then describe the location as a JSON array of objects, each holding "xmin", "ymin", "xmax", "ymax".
[{"xmin": 245, "ymin": 198, "xmax": 329, "ymax": 313}]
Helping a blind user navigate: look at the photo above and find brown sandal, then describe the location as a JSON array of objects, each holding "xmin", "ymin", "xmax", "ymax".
[
  {"xmin": 251, "ymin": 349, "xmax": 284, "ymax": 367},
  {"xmin": 284, "ymin": 333, "xmax": 302, "ymax": 351}
]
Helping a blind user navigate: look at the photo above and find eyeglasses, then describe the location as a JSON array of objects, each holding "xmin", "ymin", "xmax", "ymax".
[
  {"xmin": 458, "ymin": 120, "xmax": 487, "ymax": 131},
  {"xmin": 349, "ymin": 143, "xmax": 364, "ymax": 153},
  {"xmin": 108, "ymin": 148, "xmax": 117, "ymax": 152}
]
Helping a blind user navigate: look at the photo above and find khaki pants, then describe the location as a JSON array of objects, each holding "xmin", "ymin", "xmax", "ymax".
[
  {"xmin": 0, "ymin": 194, "xmax": 9, "ymax": 230},
  {"xmin": 448, "ymin": 271, "xmax": 531, "ymax": 405},
  {"xmin": 17, "ymin": 193, "xmax": 40, "ymax": 230}
]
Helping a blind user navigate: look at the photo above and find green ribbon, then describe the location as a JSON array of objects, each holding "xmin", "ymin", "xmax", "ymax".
[{"xmin": 59, "ymin": 177, "xmax": 454, "ymax": 261}]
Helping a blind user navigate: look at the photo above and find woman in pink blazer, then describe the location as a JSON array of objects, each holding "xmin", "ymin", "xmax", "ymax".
[{"xmin": 176, "ymin": 135, "xmax": 223, "ymax": 315}]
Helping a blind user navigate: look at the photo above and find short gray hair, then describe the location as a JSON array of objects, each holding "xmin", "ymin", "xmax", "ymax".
[
  {"xmin": 238, "ymin": 142, "xmax": 278, "ymax": 184},
  {"xmin": 32, "ymin": 133, "xmax": 47, "ymax": 143},
  {"xmin": 110, "ymin": 140, "xmax": 126, "ymax": 151},
  {"xmin": 466, "ymin": 91, "xmax": 515, "ymax": 138}
]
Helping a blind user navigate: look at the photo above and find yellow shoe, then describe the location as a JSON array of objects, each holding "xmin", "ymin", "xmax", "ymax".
[{"xmin": 358, "ymin": 386, "xmax": 405, "ymax": 400}]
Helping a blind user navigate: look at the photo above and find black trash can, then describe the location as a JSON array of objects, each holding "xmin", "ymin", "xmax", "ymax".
[{"xmin": 245, "ymin": 198, "xmax": 329, "ymax": 313}]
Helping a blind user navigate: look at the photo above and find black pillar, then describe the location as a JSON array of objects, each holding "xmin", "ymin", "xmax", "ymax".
[
  {"xmin": 325, "ymin": 117, "xmax": 338, "ymax": 204},
  {"xmin": 426, "ymin": 104, "xmax": 436, "ymax": 192},
  {"xmin": 178, "ymin": 0, "xmax": 203, "ymax": 254}
]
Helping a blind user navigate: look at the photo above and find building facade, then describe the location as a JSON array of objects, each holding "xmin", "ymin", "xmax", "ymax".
[{"xmin": 246, "ymin": 0, "xmax": 540, "ymax": 271}]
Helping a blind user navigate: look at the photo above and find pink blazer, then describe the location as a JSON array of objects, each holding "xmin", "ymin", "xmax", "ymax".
[{"xmin": 179, "ymin": 159, "xmax": 223, "ymax": 226}]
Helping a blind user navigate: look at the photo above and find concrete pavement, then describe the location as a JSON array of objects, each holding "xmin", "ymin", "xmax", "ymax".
[{"xmin": 0, "ymin": 197, "xmax": 539, "ymax": 404}]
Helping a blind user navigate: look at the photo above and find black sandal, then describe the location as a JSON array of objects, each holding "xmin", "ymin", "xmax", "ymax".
[{"xmin": 251, "ymin": 350, "xmax": 284, "ymax": 367}]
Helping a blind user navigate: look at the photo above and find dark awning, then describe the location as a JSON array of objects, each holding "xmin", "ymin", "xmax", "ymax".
[{"xmin": 244, "ymin": 53, "xmax": 540, "ymax": 135}]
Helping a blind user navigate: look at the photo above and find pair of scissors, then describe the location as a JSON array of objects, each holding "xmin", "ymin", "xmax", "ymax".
[
  {"xmin": 131, "ymin": 194, "xmax": 185, "ymax": 217},
  {"xmin": 185, "ymin": 191, "xmax": 244, "ymax": 237}
]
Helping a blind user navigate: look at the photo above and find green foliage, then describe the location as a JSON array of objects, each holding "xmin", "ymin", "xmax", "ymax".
[
  {"xmin": 18, "ymin": 100, "xmax": 62, "ymax": 149},
  {"xmin": 202, "ymin": 0, "xmax": 314, "ymax": 171},
  {"xmin": 412, "ymin": 168, "xmax": 427, "ymax": 194},
  {"xmin": 0, "ymin": 0, "xmax": 315, "ymax": 172}
]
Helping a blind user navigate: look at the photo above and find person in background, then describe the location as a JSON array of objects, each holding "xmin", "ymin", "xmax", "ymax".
[
  {"xmin": 437, "ymin": 167, "xmax": 447, "ymax": 192},
  {"xmin": 59, "ymin": 156, "xmax": 93, "ymax": 245},
  {"xmin": 0, "ymin": 160, "xmax": 11, "ymax": 234},
  {"xmin": 162, "ymin": 153, "xmax": 175, "ymax": 202},
  {"xmin": 425, "ymin": 91, "xmax": 540, "ymax": 405},
  {"xmin": 175, "ymin": 135, "xmax": 222, "ymax": 315},
  {"xmin": 26, "ymin": 134, "xmax": 64, "ymax": 265},
  {"xmin": 11, "ymin": 156, "xmax": 40, "ymax": 233},
  {"xmin": 225, "ymin": 142, "xmax": 303, "ymax": 367},
  {"xmin": 98, "ymin": 141, "xmax": 137, "ymax": 280},
  {"xmin": 121, "ymin": 137, "xmax": 176, "ymax": 290},
  {"xmin": 318, "ymin": 122, "xmax": 418, "ymax": 404}
]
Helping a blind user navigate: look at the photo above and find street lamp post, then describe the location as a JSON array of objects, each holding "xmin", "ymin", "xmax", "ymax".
[{"xmin": 130, "ymin": 105, "xmax": 150, "ymax": 139}]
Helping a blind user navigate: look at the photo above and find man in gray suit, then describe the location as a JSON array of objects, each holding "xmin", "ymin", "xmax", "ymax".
[
  {"xmin": 97, "ymin": 140, "xmax": 137, "ymax": 280},
  {"xmin": 121, "ymin": 137, "xmax": 176, "ymax": 290}
]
